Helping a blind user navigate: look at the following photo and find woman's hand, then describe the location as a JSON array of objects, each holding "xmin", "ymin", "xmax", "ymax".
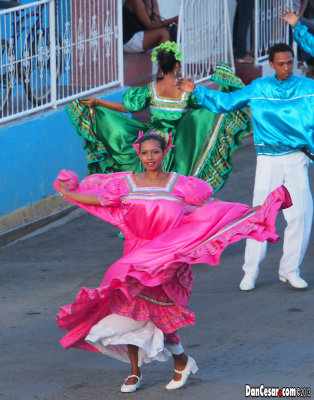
[
  {"xmin": 78, "ymin": 97, "xmax": 126, "ymax": 113},
  {"xmin": 252, "ymin": 205, "xmax": 261, "ymax": 211},
  {"xmin": 280, "ymin": 8, "xmax": 300, "ymax": 27},
  {"xmin": 170, "ymin": 15, "xmax": 178, "ymax": 25},
  {"xmin": 58, "ymin": 182, "xmax": 70, "ymax": 197},
  {"xmin": 79, "ymin": 97, "xmax": 98, "ymax": 108},
  {"xmin": 177, "ymin": 77, "xmax": 196, "ymax": 93}
]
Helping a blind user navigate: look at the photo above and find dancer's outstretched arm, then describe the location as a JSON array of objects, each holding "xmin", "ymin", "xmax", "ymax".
[
  {"xmin": 58, "ymin": 182, "xmax": 101, "ymax": 205},
  {"xmin": 79, "ymin": 97, "xmax": 127, "ymax": 113},
  {"xmin": 178, "ymin": 77, "xmax": 251, "ymax": 113}
]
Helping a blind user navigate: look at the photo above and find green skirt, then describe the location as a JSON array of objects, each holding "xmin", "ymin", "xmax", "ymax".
[{"xmin": 66, "ymin": 100, "xmax": 251, "ymax": 193}]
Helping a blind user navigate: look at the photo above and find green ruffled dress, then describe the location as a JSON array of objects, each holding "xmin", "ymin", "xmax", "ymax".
[{"xmin": 66, "ymin": 63, "xmax": 251, "ymax": 193}]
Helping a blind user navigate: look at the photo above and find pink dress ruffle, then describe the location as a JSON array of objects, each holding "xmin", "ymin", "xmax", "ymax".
[{"xmin": 54, "ymin": 170, "xmax": 292, "ymax": 352}]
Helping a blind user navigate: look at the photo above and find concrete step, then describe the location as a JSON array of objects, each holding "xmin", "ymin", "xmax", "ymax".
[
  {"xmin": 235, "ymin": 62, "xmax": 263, "ymax": 85},
  {"xmin": 123, "ymin": 51, "xmax": 155, "ymax": 87}
]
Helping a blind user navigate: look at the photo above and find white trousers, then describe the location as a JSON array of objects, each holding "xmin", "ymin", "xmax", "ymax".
[{"xmin": 242, "ymin": 152, "xmax": 313, "ymax": 279}]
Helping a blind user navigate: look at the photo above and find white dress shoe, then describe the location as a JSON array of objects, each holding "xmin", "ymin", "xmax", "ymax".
[
  {"xmin": 239, "ymin": 274, "xmax": 256, "ymax": 291},
  {"xmin": 121, "ymin": 374, "xmax": 142, "ymax": 393},
  {"xmin": 279, "ymin": 274, "xmax": 308, "ymax": 289},
  {"xmin": 165, "ymin": 356, "xmax": 198, "ymax": 390}
]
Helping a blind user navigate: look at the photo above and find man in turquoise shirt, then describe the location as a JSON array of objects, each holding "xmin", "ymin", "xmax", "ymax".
[{"xmin": 179, "ymin": 43, "xmax": 313, "ymax": 291}]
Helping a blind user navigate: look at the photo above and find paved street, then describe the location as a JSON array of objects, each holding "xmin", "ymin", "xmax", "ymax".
[{"xmin": 0, "ymin": 135, "xmax": 313, "ymax": 400}]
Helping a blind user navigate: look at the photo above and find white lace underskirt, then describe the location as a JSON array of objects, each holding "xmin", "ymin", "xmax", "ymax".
[{"xmin": 85, "ymin": 313, "xmax": 184, "ymax": 366}]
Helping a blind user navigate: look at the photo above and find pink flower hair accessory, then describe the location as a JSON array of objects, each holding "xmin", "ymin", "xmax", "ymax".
[
  {"xmin": 132, "ymin": 130, "xmax": 175, "ymax": 154},
  {"xmin": 132, "ymin": 130, "xmax": 144, "ymax": 154},
  {"xmin": 166, "ymin": 131, "xmax": 175, "ymax": 151}
]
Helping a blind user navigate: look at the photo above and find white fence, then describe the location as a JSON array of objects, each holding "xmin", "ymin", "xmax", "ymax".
[
  {"xmin": 254, "ymin": 0, "xmax": 293, "ymax": 63},
  {"xmin": 178, "ymin": 0, "xmax": 234, "ymax": 83},
  {"xmin": 1, "ymin": 0, "xmax": 297, "ymax": 123},
  {"xmin": 0, "ymin": 0, "xmax": 123, "ymax": 123}
]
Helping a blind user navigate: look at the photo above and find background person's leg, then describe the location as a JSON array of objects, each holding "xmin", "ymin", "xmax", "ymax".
[
  {"xmin": 143, "ymin": 27, "xmax": 171, "ymax": 50},
  {"xmin": 234, "ymin": 0, "xmax": 254, "ymax": 61}
]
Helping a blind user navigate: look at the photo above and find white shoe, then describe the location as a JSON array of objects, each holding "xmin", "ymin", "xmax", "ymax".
[
  {"xmin": 239, "ymin": 274, "xmax": 256, "ymax": 291},
  {"xmin": 165, "ymin": 356, "xmax": 198, "ymax": 390},
  {"xmin": 279, "ymin": 274, "xmax": 308, "ymax": 289},
  {"xmin": 121, "ymin": 374, "xmax": 142, "ymax": 393}
]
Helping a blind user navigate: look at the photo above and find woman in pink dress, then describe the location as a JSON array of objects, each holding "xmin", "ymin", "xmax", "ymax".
[{"xmin": 55, "ymin": 133, "xmax": 291, "ymax": 393}]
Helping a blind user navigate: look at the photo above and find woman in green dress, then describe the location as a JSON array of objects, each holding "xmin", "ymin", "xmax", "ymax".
[{"xmin": 66, "ymin": 41, "xmax": 251, "ymax": 192}]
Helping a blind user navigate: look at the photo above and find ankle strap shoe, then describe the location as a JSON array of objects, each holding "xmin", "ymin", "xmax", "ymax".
[
  {"xmin": 121, "ymin": 374, "xmax": 142, "ymax": 393},
  {"xmin": 165, "ymin": 356, "xmax": 198, "ymax": 390}
]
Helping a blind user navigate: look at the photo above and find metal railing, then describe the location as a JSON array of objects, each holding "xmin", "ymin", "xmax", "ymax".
[
  {"xmin": 177, "ymin": 0, "xmax": 234, "ymax": 83},
  {"xmin": 0, "ymin": 0, "xmax": 123, "ymax": 123},
  {"xmin": 254, "ymin": 0, "xmax": 293, "ymax": 63}
]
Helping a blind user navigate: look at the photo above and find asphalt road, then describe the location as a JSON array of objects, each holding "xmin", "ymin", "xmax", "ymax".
[{"xmin": 0, "ymin": 135, "xmax": 313, "ymax": 400}]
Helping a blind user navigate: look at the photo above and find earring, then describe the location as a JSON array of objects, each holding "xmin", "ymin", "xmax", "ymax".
[{"xmin": 157, "ymin": 68, "xmax": 164, "ymax": 82}]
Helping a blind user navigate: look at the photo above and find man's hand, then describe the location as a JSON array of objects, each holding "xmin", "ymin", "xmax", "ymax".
[
  {"xmin": 280, "ymin": 8, "xmax": 300, "ymax": 27},
  {"xmin": 177, "ymin": 77, "xmax": 196, "ymax": 93}
]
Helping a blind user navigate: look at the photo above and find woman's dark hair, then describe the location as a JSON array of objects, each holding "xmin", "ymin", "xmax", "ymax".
[
  {"xmin": 157, "ymin": 50, "xmax": 179, "ymax": 74},
  {"xmin": 138, "ymin": 133, "xmax": 166, "ymax": 151},
  {"xmin": 268, "ymin": 43, "xmax": 294, "ymax": 62}
]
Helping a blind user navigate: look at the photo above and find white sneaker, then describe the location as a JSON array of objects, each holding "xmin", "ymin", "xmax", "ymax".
[
  {"xmin": 239, "ymin": 274, "xmax": 256, "ymax": 291},
  {"xmin": 165, "ymin": 356, "xmax": 198, "ymax": 390},
  {"xmin": 279, "ymin": 274, "xmax": 308, "ymax": 289},
  {"xmin": 121, "ymin": 374, "xmax": 142, "ymax": 393}
]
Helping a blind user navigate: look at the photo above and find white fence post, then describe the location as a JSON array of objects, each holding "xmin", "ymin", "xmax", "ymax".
[
  {"xmin": 224, "ymin": 0, "xmax": 235, "ymax": 72},
  {"xmin": 117, "ymin": 0, "xmax": 124, "ymax": 87},
  {"xmin": 254, "ymin": 0, "xmax": 259, "ymax": 63},
  {"xmin": 49, "ymin": 0, "xmax": 57, "ymax": 108},
  {"xmin": 178, "ymin": 0, "xmax": 185, "ymax": 77}
]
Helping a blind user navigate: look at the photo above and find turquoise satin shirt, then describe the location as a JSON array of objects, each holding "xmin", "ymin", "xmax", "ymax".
[
  {"xmin": 293, "ymin": 21, "xmax": 314, "ymax": 57},
  {"xmin": 193, "ymin": 74, "xmax": 314, "ymax": 157}
]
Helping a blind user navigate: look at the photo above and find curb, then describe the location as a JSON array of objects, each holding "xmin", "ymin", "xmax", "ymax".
[{"xmin": 0, "ymin": 205, "xmax": 75, "ymax": 247}]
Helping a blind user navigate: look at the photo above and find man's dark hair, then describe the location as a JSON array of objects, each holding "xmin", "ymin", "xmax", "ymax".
[{"xmin": 268, "ymin": 43, "xmax": 294, "ymax": 62}]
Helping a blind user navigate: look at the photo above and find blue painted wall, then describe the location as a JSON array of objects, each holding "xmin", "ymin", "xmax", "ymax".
[{"xmin": 0, "ymin": 88, "xmax": 128, "ymax": 217}]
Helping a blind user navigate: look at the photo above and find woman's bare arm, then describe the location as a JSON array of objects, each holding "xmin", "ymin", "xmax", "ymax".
[
  {"xmin": 79, "ymin": 97, "xmax": 126, "ymax": 113},
  {"xmin": 58, "ymin": 182, "xmax": 101, "ymax": 205},
  {"xmin": 127, "ymin": 0, "xmax": 178, "ymax": 30}
]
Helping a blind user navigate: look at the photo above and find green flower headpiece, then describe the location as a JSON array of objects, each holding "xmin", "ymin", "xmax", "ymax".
[{"xmin": 151, "ymin": 41, "xmax": 183, "ymax": 62}]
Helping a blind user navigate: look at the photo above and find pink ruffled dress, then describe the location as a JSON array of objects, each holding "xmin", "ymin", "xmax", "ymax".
[{"xmin": 54, "ymin": 170, "xmax": 291, "ymax": 365}]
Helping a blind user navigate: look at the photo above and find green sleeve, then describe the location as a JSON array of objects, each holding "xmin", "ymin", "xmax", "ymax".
[
  {"xmin": 187, "ymin": 93, "xmax": 201, "ymax": 109},
  {"xmin": 122, "ymin": 85, "xmax": 151, "ymax": 113}
]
